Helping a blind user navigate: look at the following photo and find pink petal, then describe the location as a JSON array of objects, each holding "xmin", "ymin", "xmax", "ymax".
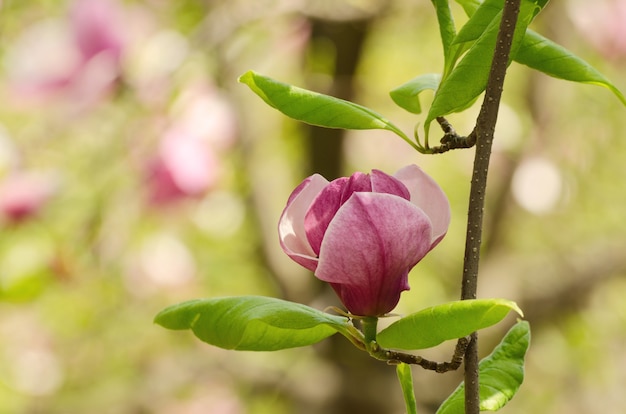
[
  {"xmin": 304, "ymin": 170, "xmax": 410, "ymax": 256},
  {"xmin": 0, "ymin": 172, "xmax": 59, "ymax": 222},
  {"xmin": 394, "ymin": 164, "xmax": 450, "ymax": 248},
  {"xmin": 278, "ymin": 174, "xmax": 329, "ymax": 271},
  {"xmin": 315, "ymin": 192, "xmax": 433, "ymax": 315},
  {"xmin": 160, "ymin": 131, "xmax": 218, "ymax": 196},
  {"xmin": 71, "ymin": 0, "xmax": 125, "ymax": 64},
  {"xmin": 146, "ymin": 158, "xmax": 186, "ymax": 204},
  {"xmin": 304, "ymin": 176, "xmax": 349, "ymax": 256},
  {"xmin": 371, "ymin": 169, "xmax": 410, "ymax": 200},
  {"xmin": 341, "ymin": 172, "xmax": 372, "ymax": 195},
  {"xmin": 303, "ymin": 172, "xmax": 373, "ymax": 256}
]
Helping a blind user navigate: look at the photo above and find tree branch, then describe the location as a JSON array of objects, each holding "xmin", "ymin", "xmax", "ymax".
[
  {"xmin": 368, "ymin": 336, "xmax": 470, "ymax": 373},
  {"xmin": 461, "ymin": 1, "xmax": 522, "ymax": 413}
]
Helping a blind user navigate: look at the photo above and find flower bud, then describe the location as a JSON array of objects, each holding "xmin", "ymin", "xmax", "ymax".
[{"xmin": 278, "ymin": 165, "xmax": 450, "ymax": 316}]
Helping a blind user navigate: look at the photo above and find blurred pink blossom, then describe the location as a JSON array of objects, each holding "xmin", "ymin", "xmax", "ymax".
[
  {"xmin": 8, "ymin": 0, "xmax": 126, "ymax": 107},
  {"xmin": 146, "ymin": 130, "xmax": 219, "ymax": 205},
  {"xmin": 71, "ymin": 0, "xmax": 124, "ymax": 64},
  {"xmin": 569, "ymin": 0, "xmax": 626, "ymax": 61},
  {"xmin": 0, "ymin": 172, "xmax": 59, "ymax": 223},
  {"xmin": 170, "ymin": 84, "xmax": 239, "ymax": 150},
  {"xmin": 145, "ymin": 84, "xmax": 238, "ymax": 206}
]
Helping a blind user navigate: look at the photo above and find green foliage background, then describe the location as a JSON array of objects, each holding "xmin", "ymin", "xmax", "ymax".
[{"xmin": 0, "ymin": 1, "xmax": 625, "ymax": 413}]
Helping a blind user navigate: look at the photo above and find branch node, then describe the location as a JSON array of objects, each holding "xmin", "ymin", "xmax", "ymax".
[
  {"xmin": 428, "ymin": 117, "xmax": 476, "ymax": 154},
  {"xmin": 367, "ymin": 336, "xmax": 470, "ymax": 373}
]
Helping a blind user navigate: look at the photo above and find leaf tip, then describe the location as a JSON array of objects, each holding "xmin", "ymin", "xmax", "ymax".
[
  {"xmin": 153, "ymin": 306, "xmax": 170, "ymax": 325},
  {"xmin": 509, "ymin": 301, "xmax": 524, "ymax": 318},
  {"xmin": 153, "ymin": 311, "xmax": 170, "ymax": 328},
  {"xmin": 153, "ymin": 299, "xmax": 203, "ymax": 330},
  {"xmin": 237, "ymin": 70, "xmax": 255, "ymax": 85}
]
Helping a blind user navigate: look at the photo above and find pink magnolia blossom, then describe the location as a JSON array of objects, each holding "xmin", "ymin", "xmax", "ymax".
[
  {"xmin": 569, "ymin": 0, "xmax": 626, "ymax": 61},
  {"xmin": 278, "ymin": 165, "xmax": 450, "ymax": 316},
  {"xmin": 71, "ymin": 0, "xmax": 124, "ymax": 65},
  {"xmin": 0, "ymin": 172, "xmax": 59, "ymax": 223},
  {"xmin": 145, "ymin": 84, "xmax": 237, "ymax": 206},
  {"xmin": 146, "ymin": 129, "xmax": 219, "ymax": 205},
  {"xmin": 171, "ymin": 84, "xmax": 238, "ymax": 151},
  {"xmin": 9, "ymin": 0, "xmax": 125, "ymax": 107}
]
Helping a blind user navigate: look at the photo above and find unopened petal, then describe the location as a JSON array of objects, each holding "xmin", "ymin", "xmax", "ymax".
[
  {"xmin": 304, "ymin": 177, "xmax": 349, "ymax": 256},
  {"xmin": 278, "ymin": 174, "xmax": 328, "ymax": 271},
  {"xmin": 315, "ymin": 192, "xmax": 432, "ymax": 315},
  {"xmin": 340, "ymin": 172, "xmax": 372, "ymax": 197},
  {"xmin": 394, "ymin": 164, "xmax": 450, "ymax": 248},
  {"xmin": 371, "ymin": 169, "xmax": 410, "ymax": 200}
]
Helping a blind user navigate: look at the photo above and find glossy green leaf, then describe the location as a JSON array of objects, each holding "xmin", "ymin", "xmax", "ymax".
[
  {"xmin": 425, "ymin": 0, "xmax": 540, "ymax": 132},
  {"xmin": 515, "ymin": 30, "xmax": 626, "ymax": 106},
  {"xmin": 390, "ymin": 73, "xmax": 441, "ymax": 114},
  {"xmin": 238, "ymin": 70, "xmax": 413, "ymax": 142},
  {"xmin": 441, "ymin": 0, "xmax": 493, "ymax": 79},
  {"xmin": 436, "ymin": 320, "xmax": 531, "ymax": 413},
  {"xmin": 454, "ymin": 0, "xmax": 547, "ymax": 45},
  {"xmin": 376, "ymin": 299, "xmax": 522, "ymax": 350},
  {"xmin": 453, "ymin": 0, "xmax": 504, "ymax": 45},
  {"xmin": 441, "ymin": 0, "xmax": 499, "ymax": 79},
  {"xmin": 533, "ymin": 0, "xmax": 550, "ymax": 14},
  {"xmin": 154, "ymin": 296, "xmax": 349, "ymax": 351},
  {"xmin": 454, "ymin": 0, "xmax": 547, "ymax": 19},
  {"xmin": 453, "ymin": 2, "xmax": 623, "ymax": 105},
  {"xmin": 396, "ymin": 363, "xmax": 418, "ymax": 414},
  {"xmin": 432, "ymin": 0, "xmax": 457, "ymax": 65}
]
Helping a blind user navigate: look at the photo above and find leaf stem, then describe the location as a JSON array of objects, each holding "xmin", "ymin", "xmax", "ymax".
[
  {"xmin": 461, "ymin": 1, "xmax": 522, "ymax": 413},
  {"xmin": 388, "ymin": 124, "xmax": 427, "ymax": 153},
  {"xmin": 396, "ymin": 363, "xmax": 418, "ymax": 414},
  {"xmin": 361, "ymin": 316, "xmax": 379, "ymax": 343}
]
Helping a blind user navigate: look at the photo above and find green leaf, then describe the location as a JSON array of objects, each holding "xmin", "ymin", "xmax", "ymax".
[
  {"xmin": 238, "ymin": 70, "xmax": 415, "ymax": 145},
  {"xmin": 441, "ymin": 0, "xmax": 489, "ymax": 80},
  {"xmin": 390, "ymin": 73, "xmax": 441, "ymax": 114},
  {"xmin": 396, "ymin": 363, "xmax": 418, "ymax": 414},
  {"xmin": 453, "ymin": 1, "xmax": 624, "ymax": 105},
  {"xmin": 425, "ymin": 0, "xmax": 541, "ymax": 132},
  {"xmin": 515, "ymin": 30, "xmax": 626, "ymax": 106},
  {"xmin": 432, "ymin": 0, "xmax": 457, "ymax": 65},
  {"xmin": 436, "ymin": 320, "xmax": 531, "ymax": 413},
  {"xmin": 454, "ymin": 0, "xmax": 547, "ymax": 45},
  {"xmin": 154, "ymin": 296, "xmax": 349, "ymax": 351},
  {"xmin": 453, "ymin": 0, "xmax": 504, "ymax": 45},
  {"xmin": 453, "ymin": 0, "xmax": 481, "ymax": 17},
  {"xmin": 440, "ymin": 0, "xmax": 502, "ymax": 81},
  {"xmin": 376, "ymin": 299, "xmax": 522, "ymax": 350},
  {"xmin": 454, "ymin": 0, "xmax": 547, "ymax": 19}
]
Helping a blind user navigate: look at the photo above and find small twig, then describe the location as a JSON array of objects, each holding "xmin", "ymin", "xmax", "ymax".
[
  {"xmin": 429, "ymin": 116, "xmax": 476, "ymax": 154},
  {"xmin": 367, "ymin": 336, "xmax": 470, "ymax": 373}
]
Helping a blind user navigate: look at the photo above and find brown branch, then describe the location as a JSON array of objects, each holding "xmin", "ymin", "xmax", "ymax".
[
  {"xmin": 368, "ymin": 336, "xmax": 470, "ymax": 373},
  {"xmin": 429, "ymin": 116, "xmax": 477, "ymax": 154},
  {"xmin": 461, "ymin": 1, "xmax": 522, "ymax": 413}
]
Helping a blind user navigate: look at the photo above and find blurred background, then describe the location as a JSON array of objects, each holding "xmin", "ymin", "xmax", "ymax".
[{"xmin": 0, "ymin": 0, "xmax": 625, "ymax": 413}]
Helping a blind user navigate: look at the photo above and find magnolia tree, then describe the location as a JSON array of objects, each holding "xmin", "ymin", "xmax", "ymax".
[{"xmin": 155, "ymin": 1, "xmax": 625, "ymax": 413}]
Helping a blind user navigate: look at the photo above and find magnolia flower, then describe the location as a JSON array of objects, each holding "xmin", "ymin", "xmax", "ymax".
[
  {"xmin": 279, "ymin": 165, "xmax": 450, "ymax": 316},
  {"xmin": 0, "ymin": 172, "xmax": 59, "ymax": 223},
  {"xmin": 144, "ymin": 84, "xmax": 236, "ymax": 206},
  {"xmin": 146, "ymin": 129, "xmax": 219, "ymax": 205},
  {"xmin": 7, "ymin": 0, "xmax": 126, "ymax": 107}
]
